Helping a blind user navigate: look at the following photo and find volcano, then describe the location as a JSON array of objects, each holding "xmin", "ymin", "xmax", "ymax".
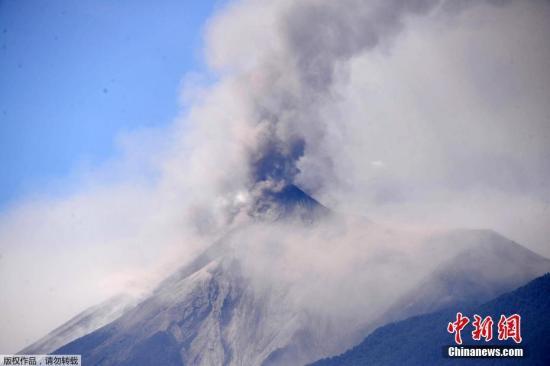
[{"xmin": 22, "ymin": 185, "xmax": 550, "ymax": 366}]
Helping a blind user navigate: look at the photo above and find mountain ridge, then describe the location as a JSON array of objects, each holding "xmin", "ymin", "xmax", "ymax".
[{"xmin": 309, "ymin": 273, "xmax": 550, "ymax": 366}]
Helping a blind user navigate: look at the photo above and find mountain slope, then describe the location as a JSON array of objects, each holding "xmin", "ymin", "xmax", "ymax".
[
  {"xmin": 52, "ymin": 230, "xmax": 549, "ymax": 366},
  {"xmin": 39, "ymin": 187, "xmax": 550, "ymax": 366},
  {"xmin": 19, "ymin": 294, "xmax": 137, "ymax": 355},
  {"xmin": 51, "ymin": 185, "xmax": 343, "ymax": 366},
  {"xmin": 334, "ymin": 229, "xmax": 550, "ymax": 353},
  {"xmin": 54, "ymin": 256, "xmax": 349, "ymax": 366},
  {"xmin": 383, "ymin": 229, "xmax": 550, "ymax": 322},
  {"xmin": 310, "ymin": 273, "xmax": 550, "ymax": 366}
]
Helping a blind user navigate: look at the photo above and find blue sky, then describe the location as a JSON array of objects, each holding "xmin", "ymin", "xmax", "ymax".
[{"xmin": 0, "ymin": 0, "xmax": 220, "ymax": 209}]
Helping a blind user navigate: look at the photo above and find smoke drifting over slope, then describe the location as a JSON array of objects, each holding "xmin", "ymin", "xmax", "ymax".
[{"xmin": 1, "ymin": 0, "xmax": 550, "ymax": 353}]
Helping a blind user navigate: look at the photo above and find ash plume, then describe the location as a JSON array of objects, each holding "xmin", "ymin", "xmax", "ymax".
[{"xmin": 226, "ymin": 0, "xmax": 514, "ymax": 216}]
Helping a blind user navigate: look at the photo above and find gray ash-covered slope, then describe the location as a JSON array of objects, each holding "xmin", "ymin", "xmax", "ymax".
[
  {"xmin": 55, "ymin": 257, "xmax": 277, "ymax": 366},
  {"xmin": 309, "ymin": 273, "xmax": 550, "ymax": 366},
  {"xmin": 20, "ymin": 294, "xmax": 137, "ymax": 355},
  {"xmin": 54, "ymin": 185, "xmax": 339, "ymax": 366}
]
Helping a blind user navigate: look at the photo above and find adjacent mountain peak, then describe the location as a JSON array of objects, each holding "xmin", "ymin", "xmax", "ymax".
[
  {"xmin": 380, "ymin": 229, "xmax": 550, "ymax": 323},
  {"xmin": 310, "ymin": 273, "xmax": 550, "ymax": 366}
]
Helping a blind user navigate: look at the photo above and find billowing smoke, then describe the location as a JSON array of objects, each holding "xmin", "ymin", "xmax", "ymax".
[
  {"xmin": 208, "ymin": 0, "xmax": 516, "ymax": 216},
  {"xmin": 244, "ymin": 0, "xmax": 445, "ymax": 193}
]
